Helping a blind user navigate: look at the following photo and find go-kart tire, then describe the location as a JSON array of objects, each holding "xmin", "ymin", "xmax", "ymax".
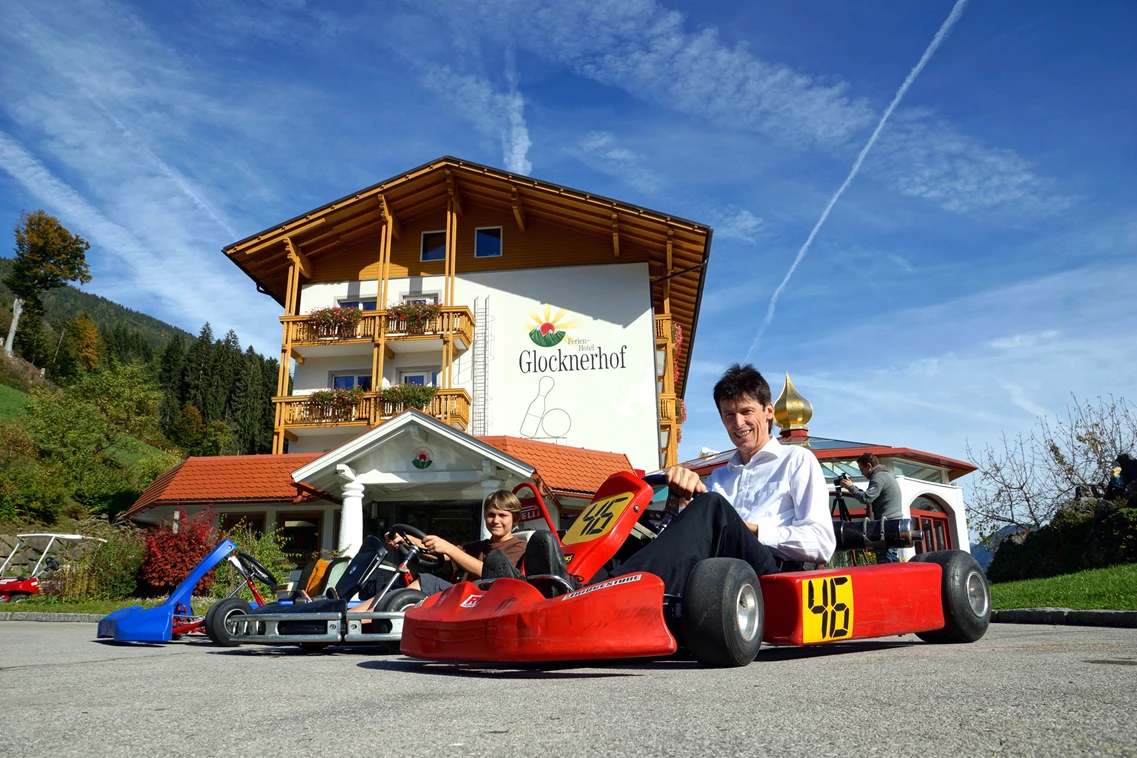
[
  {"xmin": 376, "ymin": 588, "xmax": 427, "ymax": 654},
  {"xmin": 205, "ymin": 597, "xmax": 253, "ymax": 647},
  {"xmin": 910, "ymin": 550, "xmax": 990, "ymax": 643},
  {"xmin": 681, "ymin": 558, "xmax": 764, "ymax": 668}
]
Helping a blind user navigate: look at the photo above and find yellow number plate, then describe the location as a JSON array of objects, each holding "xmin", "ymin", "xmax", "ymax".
[
  {"xmin": 562, "ymin": 493, "xmax": 635, "ymax": 545},
  {"xmin": 802, "ymin": 575, "xmax": 855, "ymax": 643}
]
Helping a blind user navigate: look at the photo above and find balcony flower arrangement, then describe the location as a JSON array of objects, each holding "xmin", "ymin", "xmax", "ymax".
[
  {"xmin": 308, "ymin": 306, "xmax": 363, "ymax": 339},
  {"xmin": 306, "ymin": 387, "xmax": 366, "ymax": 419},
  {"xmin": 388, "ymin": 301, "xmax": 441, "ymax": 333},
  {"xmin": 379, "ymin": 383, "xmax": 438, "ymax": 411}
]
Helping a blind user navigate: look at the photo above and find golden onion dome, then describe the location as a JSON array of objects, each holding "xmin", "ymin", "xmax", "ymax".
[{"xmin": 774, "ymin": 372, "xmax": 812, "ymax": 431}]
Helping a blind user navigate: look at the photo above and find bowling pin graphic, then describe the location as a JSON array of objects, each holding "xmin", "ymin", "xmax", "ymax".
[{"xmin": 520, "ymin": 376, "xmax": 554, "ymax": 437}]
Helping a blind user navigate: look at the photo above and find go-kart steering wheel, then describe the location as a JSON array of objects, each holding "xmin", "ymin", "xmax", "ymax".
[
  {"xmin": 235, "ymin": 552, "xmax": 279, "ymax": 589},
  {"xmin": 386, "ymin": 524, "xmax": 443, "ymax": 569}
]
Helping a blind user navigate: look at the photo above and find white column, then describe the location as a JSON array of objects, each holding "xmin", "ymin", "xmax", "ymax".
[
  {"xmin": 479, "ymin": 477, "xmax": 503, "ymax": 540},
  {"xmin": 338, "ymin": 479, "xmax": 365, "ymax": 557}
]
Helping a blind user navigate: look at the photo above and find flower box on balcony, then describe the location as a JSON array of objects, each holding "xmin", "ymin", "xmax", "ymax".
[
  {"xmin": 307, "ymin": 306, "xmax": 363, "ymax": 339},
  {"xmin": 305, "ymin": 387, "xmax": 366, "ymax": 421},
  {"xmin": 387, "ymin": 302, "xmax": 441, "ymax": 333}
]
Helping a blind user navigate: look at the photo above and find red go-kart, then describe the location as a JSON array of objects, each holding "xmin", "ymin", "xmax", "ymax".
[{"xmin": 401, "ymin": 472, "xmax": 991, "ymax": 667}]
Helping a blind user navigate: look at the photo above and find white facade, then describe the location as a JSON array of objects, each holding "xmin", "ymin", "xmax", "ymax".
[{"xmin": 291, "ymin": 263, "xmax": 661, "ymax": 470}]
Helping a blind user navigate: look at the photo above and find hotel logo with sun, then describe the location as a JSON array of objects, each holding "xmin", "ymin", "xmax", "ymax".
[{"xmin": 527, "ymin": 305, "xmax": 579, "ymax": 348}]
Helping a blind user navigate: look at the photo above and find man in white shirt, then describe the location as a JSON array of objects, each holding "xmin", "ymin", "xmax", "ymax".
[
  {"xmin": 487, "ymin": 364, "xmax": 836, "ymax": 595},
  {"xmin": 592, "ymin": 363, "xmax": 835, "ymax": 593}
]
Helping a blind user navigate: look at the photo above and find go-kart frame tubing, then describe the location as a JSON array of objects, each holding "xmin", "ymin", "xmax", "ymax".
[
  {"xmin": 511, "ymin": 482, "xmax": 559, "ymax": 535},
  {"xmin": 228, "ymin": 542, "xmax": 423, "ymax": 645},
  {"xmin": 170, "ymin": 554, "xmax": 272, "ymax": 637}
]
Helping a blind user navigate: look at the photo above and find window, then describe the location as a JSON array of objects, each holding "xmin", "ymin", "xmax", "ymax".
[
  {"xmin": 893, "ymin": 460, "xmax": 946, "ymax": 483},
  {"xmin": 331, "ymin": 372, "xmax": 372, "ymax": 391},
  {"xmin": 401, "ymin": 293, "xmax": 439, "ymax": 305},
  {"xmin": 399, "ymin": 369, "xmax": 440, "ymax": 386},
  {"xmin": 339, "ymin": 298, "xmax": 377, "ymax": 311},
  {"xmin": 421, "ymin": 231, "xmax": 447, "ymax": 262},
  {"xmin": 475, "ymin": 227, "xmax": 502, "ymax": 258}
]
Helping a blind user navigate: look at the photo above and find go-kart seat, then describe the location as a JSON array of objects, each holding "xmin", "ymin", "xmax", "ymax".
[
  {"xmin": 255, "ymin": 536, "xmax": 389, "ymax": 619},
  {"xmin": 292, "ymin": 559, "xmax": 330, "ymax": 598}
]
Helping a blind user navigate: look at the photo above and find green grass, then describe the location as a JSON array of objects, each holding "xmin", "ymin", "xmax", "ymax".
[
  {"xmin": 0, "ymin": 383, "xmax": 29, "ymax": 421},
  {"xmin": 990, "ymin": 562, "xmax": 1137, "ymax": 611},
  {"xmin": 2, "ymin": 596, "xmax": 218, "ymax": 616}
]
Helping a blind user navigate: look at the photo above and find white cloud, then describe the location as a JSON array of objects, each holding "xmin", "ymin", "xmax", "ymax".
[
  {"xmin": 415, "ymin": 0, "xmax": 1073, "ymax": 222},
  {"xmin": 574, "ymin": 131, "xmax": 662, "ymax": 194},
  {"xmin": 711, "ymin": 208, "xmax": 768, "ymax": 242},
  {"xmin": 420, "ymin": 65, "xmax": 534, "ymax": 175}
]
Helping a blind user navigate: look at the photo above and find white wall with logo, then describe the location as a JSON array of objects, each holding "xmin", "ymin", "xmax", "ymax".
[{"xmin": 297, "ymin": 263, "xmax": 661, "ymax": 469}]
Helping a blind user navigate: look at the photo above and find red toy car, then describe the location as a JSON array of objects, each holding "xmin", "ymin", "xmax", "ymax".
[{"xmin": 402, "ymin": 471, "xmax": 990, "ymax": 667}]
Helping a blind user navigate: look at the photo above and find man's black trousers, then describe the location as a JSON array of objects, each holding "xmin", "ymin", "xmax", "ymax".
[{"xmin": 595, "ymin": 492, "xmax": 779, "ymax": 595}]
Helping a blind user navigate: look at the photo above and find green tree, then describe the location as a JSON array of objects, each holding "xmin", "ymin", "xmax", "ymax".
[
  {"xmin": 229, "ymin": 348, "xmax": 265, "ymax": 454},
  {"xmin": 3, "ymin": 211, "xmax": 91, "ymax": 359},
  {"xmin": 183, "ymin": 323, "xmax": 214, "ymax": 418},
  {"xmin": 157, "ymin": 333, "xmax": 187, "ymax": 434},
  {"xmin": 23, "ymin": 364, "xmax": 165, "ymax": 515}
]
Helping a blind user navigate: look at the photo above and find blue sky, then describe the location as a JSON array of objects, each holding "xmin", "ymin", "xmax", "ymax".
[{"xmin": 1, "ymin": 0, "xmax": 1135, "ymax": 473}]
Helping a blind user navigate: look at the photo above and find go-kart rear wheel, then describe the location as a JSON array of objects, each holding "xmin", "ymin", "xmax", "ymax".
[
  {"xmin": 376, "ymin": 588, "xmax": 427, "ymax": 654},
  {"xmin": 205, "ymin": 597, "xmax": 252, "ymax": 647},
  {"xmin": 910, "ymin": 550, "xmax": 990, "ymax": 643},
  {"xmin": 681, "ymin": 558, "xmax": 763, "ymax": 668}
]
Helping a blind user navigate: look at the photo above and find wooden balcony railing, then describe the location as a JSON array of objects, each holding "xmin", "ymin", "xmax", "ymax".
[
  {"xmin": 654, "ymin": 313, "xmax": 672, "ymax": 343},
  {"xmin": 281, "ymin": 313, "xmax": 382, "ymax": 344},
  {"xmin": 658, "ymin": 393, "xmax": 677, "ymax": 424},
  {"xmin": 274, "ymin": 388, "xmax": 472, "ymax": 431},
  {"xmin": 375, "ymin": 388, "xmax": 471, "ymax": 429},
  {"xmin": 275, "ymin": 394, "xmax": 375, "ymax": 426},
  {"xmin": 282, "ymin": 307, "xmax": 475, "ymax": 348},
  {"xmin": 383, "ymin": 306, "xmax": 475, "ymax": 346}
]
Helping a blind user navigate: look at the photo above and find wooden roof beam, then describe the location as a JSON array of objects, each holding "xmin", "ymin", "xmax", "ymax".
[
  {"xmin": 612, "ymin": 212, "xmax": 620, "ymax": 257},
  {"xmin": 285, "ymin": 238, "xmax": 312, "ymax": 278},
  {"xmin": 380, "ymin": 195, "xmax": 401, "ymax": 240},
  {"xmin": 242, "ymin": 218, "xmax": 326, "ymax": 255},
  {"xmin": 446, "ymin": 169, "xmax": 463, "ymax": 216},
  {"xmin": 511, "ymin": 187, "xmax": 526, "ymax": 231}
]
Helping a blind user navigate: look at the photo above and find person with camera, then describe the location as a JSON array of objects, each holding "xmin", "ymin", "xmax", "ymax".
[{"xmin": 835, "ymin": 452, "xmax": 902, "ymax": 563}]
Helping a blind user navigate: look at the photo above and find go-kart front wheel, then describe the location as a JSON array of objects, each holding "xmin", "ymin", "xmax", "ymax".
[
  {"xmin": 681, "ymin": 558, "xmax": 764, "ymax": 668},
  {"xmin": 910, "ymin": 550, "xmax": 990, "ymax": 643},
  {"xmin": 205, "ymin": 597, "xmax": 252, "ymax": 647},
  {"xmin": 376, "ymin": 588, "xmax": 426, "ymax": 654}
]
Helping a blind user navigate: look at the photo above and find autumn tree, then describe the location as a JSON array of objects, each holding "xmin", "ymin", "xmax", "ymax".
[
  {"xmin": 3, "ymin": 211, "xmax": 91, "ymax": 359},
  {"xmin": 966, "ymin": 394, "xmax": 1137, "ymax": 539}
]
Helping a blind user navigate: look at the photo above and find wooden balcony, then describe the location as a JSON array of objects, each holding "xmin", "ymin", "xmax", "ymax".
[
  {"xmin": 382, "ymin": 306, "xmax": 474, "ymax": 349},
  {"xmin": 654, "ymin": 313, "xmax": 672, "ymax": 344},
  {"xmin": 282, "ymin": 312, "xmax": 382, "ymax": 345},
  {"xmin": 282, "ymin": 307, "xmax": 474, "ymax": 350},
  {"xmin": 274, "ymin": 388, "xmax": 471, "ymax": 431}
]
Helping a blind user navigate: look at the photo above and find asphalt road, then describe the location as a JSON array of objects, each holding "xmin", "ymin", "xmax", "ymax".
[{"xmin": 0, "ymin": 622, "xmax": 1134, "ymax": 757}]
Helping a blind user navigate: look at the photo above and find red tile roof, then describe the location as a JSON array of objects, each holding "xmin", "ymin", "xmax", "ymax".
[
  {"xmin": 129, "ymin": 437, "xmax": 634, "ymax": 518},
  {"xmin": 127, "ymin": 454, "xmax": 324, "ymax": 517},
  {"xmin": 477, "ymin": 436, "xmax": 634, "ymax": 496}
]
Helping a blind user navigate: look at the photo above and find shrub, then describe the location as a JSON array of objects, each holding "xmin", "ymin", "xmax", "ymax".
[
  {"xmin": 140, "ymin": 507, "xmax": 219, "ymax": 596},
  {"xmin": 210, "ymin": 520, "xmax": 294, "ymax": 601},
  {"xmin": 38, "ymin": 518, "xmax": 144, "ymax": 601}
]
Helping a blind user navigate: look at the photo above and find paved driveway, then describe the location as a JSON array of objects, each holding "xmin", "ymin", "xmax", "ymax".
[{"xmin": 0, "ymin": 621, "xmax": 1134, "ymax": 757}]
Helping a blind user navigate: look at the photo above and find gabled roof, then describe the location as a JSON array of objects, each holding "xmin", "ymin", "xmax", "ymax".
[
  {"xmin": 127, "ymin": 453, "xmax": 325, "ymax": 517},
  {"xmin": 477, "ymin": 436, "xmax": 634, "ymax": 497},
  {"xmin": 128, "ymin": 412, "xmax": 635, "ymax": 517},
  {"xmin": 222, "ymin": 155, "xmax": 712, "ymax": 391}
]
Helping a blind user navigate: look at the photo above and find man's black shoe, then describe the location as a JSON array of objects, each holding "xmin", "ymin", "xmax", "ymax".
[
  {"xmin": 481, "ymin": 548, "xmax": 522, "ymax": 580},
  {"xmin": 523, "ymin": 531, "xmax": 579, "ymax": 591}
]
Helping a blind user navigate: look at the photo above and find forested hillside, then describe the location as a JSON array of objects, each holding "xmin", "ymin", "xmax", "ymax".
[
  {"xmin": 0, "ymin": 257, "xmax": 194, "ymax": 350},
  {"xmin": 1, "ymin": 253, "xmax": 277, "ymax": 525}
]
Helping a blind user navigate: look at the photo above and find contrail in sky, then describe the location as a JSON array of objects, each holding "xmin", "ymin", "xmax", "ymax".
[{"xmin": 745, "ymin": 0, "xmax": 970, "ymax": 360}]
